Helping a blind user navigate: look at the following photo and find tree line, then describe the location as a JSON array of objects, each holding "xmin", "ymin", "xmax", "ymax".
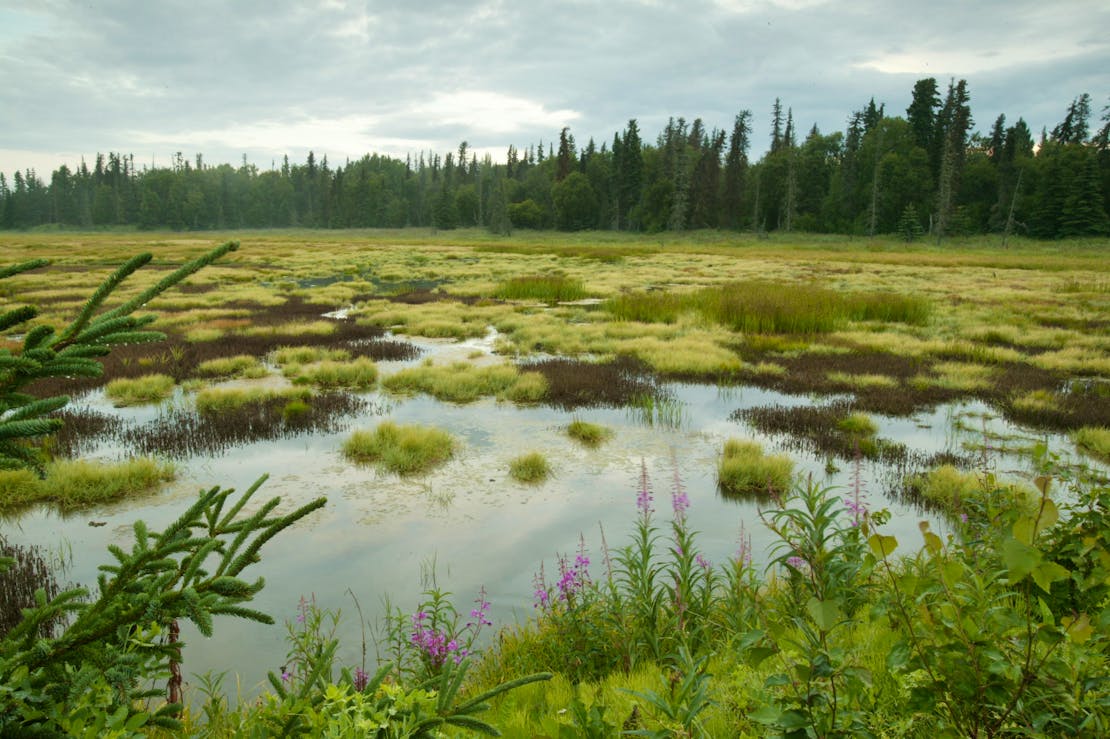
[{"xmin": 2, "ymin": 80, "xmax": 1108, "ymax": 240}]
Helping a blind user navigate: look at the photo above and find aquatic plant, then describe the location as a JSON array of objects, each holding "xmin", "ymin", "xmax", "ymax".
[
  {"xmin": 342, "ymin": 421, "xmax": 455, "ymax": 475},
  {"xmin": 1072, "ymin": 426, "xmax": 1110, "ymax": 463},
  {"xmin": 493, "ymin": 275, "xmax": 589, "ymax": 303},
  {"xmin": 510, "ymin": 452, "xmax": 552, "ymax": 483},
  {"xmin": 566, "ymin": 419, "xmax": 611, "ymax": 447},
  {"xmin": 716, "ymin": 438, "xmax": 793, "ymax": 499},
  {"xmin": 104, "ymin": 373, "xmax": 176, "ymax": 406}
]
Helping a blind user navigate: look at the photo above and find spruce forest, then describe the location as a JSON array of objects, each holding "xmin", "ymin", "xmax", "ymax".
[{"xmin": 3, "ymin": 80, "xmax": 1108, "ymax": 240}]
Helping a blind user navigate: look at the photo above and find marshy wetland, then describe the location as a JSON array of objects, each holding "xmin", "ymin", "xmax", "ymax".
[{"xmin": 2, "ymin": 229, "xmax": 1108, "ymax": 691}]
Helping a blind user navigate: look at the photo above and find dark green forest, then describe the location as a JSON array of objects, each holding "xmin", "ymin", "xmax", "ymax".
[{"xmin": 3, "ymin": 80, "xmax": 1108, "ymax": 239}]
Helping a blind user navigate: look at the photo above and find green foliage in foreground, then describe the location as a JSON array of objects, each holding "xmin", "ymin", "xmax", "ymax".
[
  {"xmin": 342, "ymin": 421, "xmax": 456, "ymax": 475},
  {"xmin": 468, "ymin": 459, "xmax": 1110, "ymax": 737},
  {"xmin": 1, "ymin": 241, "xmax": 238, "ymax": 471},
  {"xmin": 0, "ymin": 457, "xmax": 175, "ymax": 511}
]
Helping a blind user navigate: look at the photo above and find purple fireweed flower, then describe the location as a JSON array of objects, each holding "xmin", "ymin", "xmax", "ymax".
[
  {"xmin": 843, "ymin": 496, "xmax": 868, "ymax": 527},
  {"xmin": 637, "ymin": 459, "xmax": 654, "ymax": 518},
  {"xmin": 786, "ymin": 555, "xmax": 807, "ymax": 571},
  {"xmin": 671, "ymin": 464, "xmax": 690, "ymax": 522},
  {"xmin": 468, "ymin": 587, "xmax": 493, "ymax": 628},
  {"xmin": 960, "ymin": 512, "xmax": 969, "ymax": 523},
  {"xmin": 736, "ymin": 521, "xmax": 753, "ymax": 567},
  {"xmin": 696, "ymin": 553, "xmax": 712, "ymax": 571},
  {"xmin": 354, "ymin": 667, "xmax": 369, "ymax": 692},
  {"xmin": 281, "ymin": 669, "xmax": 291, "ymax": 683}
]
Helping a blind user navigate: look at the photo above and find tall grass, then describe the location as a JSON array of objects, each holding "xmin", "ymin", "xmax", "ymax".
[
  {"xmin": 193, "ymin": 354, "xmax": 268, "ymax": 379},
  {"xmin": 565, "ymin": 419, "xmax": 611, "ymax": 447},
  {"xmin": 342, "ymin": 422, "xmax": 455, "ymax": 475},
  {"xmin": 606, "ymin": 281, "xmax": 930, "ymax": 334},
  {"xmin": 493, "ymin": 275, "xmax": 589, "ymax": 303}
]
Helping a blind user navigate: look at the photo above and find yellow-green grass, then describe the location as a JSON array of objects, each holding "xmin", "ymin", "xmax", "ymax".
[
  {"xmin": 1010, "ymin": 389, "xmax": 1059, "ymax": 415},
  {"xmin": 910, "ymin": 362, "xmax": 996, "ymax": 392},
  {"xmin": 509, "ymin": 451, "xmax": 552, "ymax": 483},
  {"xmin": 194, "ymin": 354, "xmax": 269, "ymax": 379},
  {"xmin": 0, "ymin": 458, "xmax": 175, "ymax": 511},
  {"xmin": 341, "ymin": 422, "xmax": 455, "ymax": 475},
  {"xmin": 194, "ymin": 386, "xmax": 311, "ymax": 415},
  {"xmin": 837, "ymin": 412, "xmax": 879, "ymax": 437},
  {"xmin": 382, "ymin": 361, "xmax": 541, "ymax": 404},
  {"xmin": 825, "ymin": 371, "xmax": 898, "ymax": 390},
  {"xmin": 272, "ymin": 345, "xmax": 351, "ymax": 365},
  {"xmin": 285, "ymin": 357, "xmax": 379, "ymax": 389},
  {"xmin": 104, "ymin": 374, "xmax": 176, "ymax": 406},
  {"xmin": 906, "ymin": 465, "xmax": 1036, "ymax": 517},
  {"xmin": 1072, "ymin": 427, "xmax": 1110, "ymax": 463},
  {"xmin": 716, "ymin": 439, "xmax": 794, "ymax": 498},
  {"xmin": 566, "ymin": 419, "xmax": 611, "ymax": 447}
]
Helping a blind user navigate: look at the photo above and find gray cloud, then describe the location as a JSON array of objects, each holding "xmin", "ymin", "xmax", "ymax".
[{"xmin": 1, "ymin": 0, "xmax": 1107, "ymax": 175}]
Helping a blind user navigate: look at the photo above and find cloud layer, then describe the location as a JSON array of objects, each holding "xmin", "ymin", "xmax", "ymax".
[{"xmin": 1, "ymin": 0, "xmax": 1107, "ymax": 175}]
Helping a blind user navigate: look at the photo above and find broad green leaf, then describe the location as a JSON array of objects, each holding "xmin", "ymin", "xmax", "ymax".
[
  {"xmin": 1003, "ymin": 537, "xmax": 1041, "ymax": 583},
  {"xmin": 1062, "ymin": 613, "xmax": 1093, "ymax": 644},
  {"xmin": 1035, "ymin": 498, "xmax": 1059, "ymax": 534},
  {"xmin": 923, "ymin": 531, "xmax": 943, "ymax": 555},
  {"xmin": 868, "ymin": 534, "xmax": 898, "ymax": 558},
  {"xmin": 748, "ymin": 706, "xmax": 782, "ymax": 725},
  {"xmin": 1013, "ymin": 516, "xmax": 1036, "ymax": 546},
  {"xmin": 1031, "ymin": 561, "xmax": 1069, "ymax": 593},
  {"xmin": 806, "ymin": 597, "xmax": 842, "ymax": 632}
]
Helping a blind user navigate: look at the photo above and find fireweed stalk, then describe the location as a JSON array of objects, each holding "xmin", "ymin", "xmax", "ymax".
[
  {"xmin": 666, "ymin": 457, "xmax": 716, "ymax": 654},
  {"xmin": 384, "ymin": 584, "xmax": 493, "ymax": 680}
]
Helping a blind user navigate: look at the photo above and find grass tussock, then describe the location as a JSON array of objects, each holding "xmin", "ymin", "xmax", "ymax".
[
  {"xmin": 716, "ymin": 438, "xmax": 794, "ymax": 499},
  {"xmin": 342, "ymin": 422, "xmax": 455, "ymax": 475},
  {"xmin": 272, "ymin": 346, "xmax": 351, "ymax": 365},
  {"xmin": 905, "ymin": 465, "xmax": 1036, "ymax": 518},
  {"xmin": 383, "ymin": 361, "xmax": 539, "ymax": 404},
  {"xmin": 1072, "ymin": 427, "xmax": 1110, "ymax": 463},
  {"xmin": 509, "ymin": 451, "xmax": 552, "ymax": 483},
  {"xmin": 104, "ymin": 374, "xmax": 175, "ymax": 406},
  {"xmin": 285, "ymin": 357, "xmax": 379, "ymax": 389},
  {"xmin": 566, "ymin": 419, "xmax": 611, "ymax": 447},
  {"xmin": 0, "ymin": 458, "xmax": 175, "ymax": 511},
  {"xmin": 194, "ymin": 354, "xmax": 268, "ymax": 380},
  {"xmin": 195, "ymin": 387, "xmax": 310, "ymax": 415},
  {"xmin": 492, "ymin": 275, "xmax": 589, "ymax": 303}
]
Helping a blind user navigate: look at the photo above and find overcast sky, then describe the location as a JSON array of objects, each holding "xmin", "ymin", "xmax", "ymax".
[{"xmin": 2, "ymin": 0, "xmax": 1108, "ymax": 178}]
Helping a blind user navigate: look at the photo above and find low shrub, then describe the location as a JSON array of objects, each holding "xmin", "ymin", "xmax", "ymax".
[
  {"xmin": 509, "ymin": 452, "xmax": 551, "ymax": 483},
  {"xmin": 104, "ymin": 374, "xmax": 175, "ymax": 406},
  {"xmin": 716, "ymin": 438, "xmax": 794, "ymax": 498},
  {"xmin": 342, "ymin": 422, "xmax": 455, "ymax": 475}
]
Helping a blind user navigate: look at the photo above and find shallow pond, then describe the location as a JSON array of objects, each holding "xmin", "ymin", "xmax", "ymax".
[{"xmin": 2, "ymin": 331, "xmax": 1088, "ymax": 699}]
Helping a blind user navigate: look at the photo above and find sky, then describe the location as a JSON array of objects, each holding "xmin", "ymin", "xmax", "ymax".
[{"xmin": 1, "ymin": 0, "xmax": 1108, "ymax": 178}]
